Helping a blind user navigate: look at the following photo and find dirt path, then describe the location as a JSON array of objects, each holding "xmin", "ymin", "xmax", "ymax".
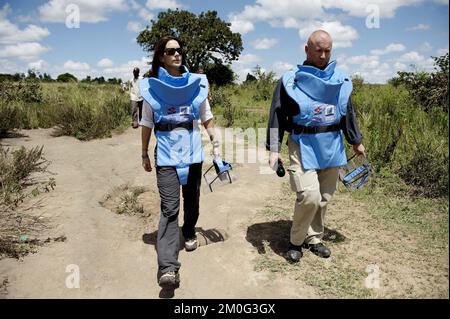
[
  {"xmin": 1, "ymin": 127, "xmax": 447, "ymax": 299},
  {"xmin": 0, "ymin": 127, "xmax": 317, "ymax": 298}
]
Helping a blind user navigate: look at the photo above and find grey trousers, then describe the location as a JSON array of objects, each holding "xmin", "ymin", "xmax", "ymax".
[
  {"xmin": 131, "ymin": 100, "xmax": 143, "ymax": 124},
  {"xmin": 156, "ymin": 162, "xmax": 202, "ymax": 274}
]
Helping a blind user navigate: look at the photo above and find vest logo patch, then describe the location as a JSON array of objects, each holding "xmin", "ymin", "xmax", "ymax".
[{"xmin": 310, "ymin": 104, "xmax": 336, "ymax": 123}]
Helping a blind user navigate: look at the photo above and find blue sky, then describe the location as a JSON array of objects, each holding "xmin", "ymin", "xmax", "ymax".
[{"xmin": 0, "ymin": 0, "xmax": 448, "ymax": 83}]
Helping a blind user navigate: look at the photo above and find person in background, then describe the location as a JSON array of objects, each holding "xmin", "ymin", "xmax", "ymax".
[{"xmin": 130, "ymin": 67, "xmax": 143, "ymax": 129}]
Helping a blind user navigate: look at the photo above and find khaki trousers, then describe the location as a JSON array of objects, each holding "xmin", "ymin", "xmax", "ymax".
[{"xmin": 287, "ymin": 135, "xmax": 339, "ymax": 246}]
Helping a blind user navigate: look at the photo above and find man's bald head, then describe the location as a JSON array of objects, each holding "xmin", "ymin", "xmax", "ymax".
[
  {"xmin": 305, "ymin": 30, "xmax": 333, "ymax": 69},
  {"xmin": 307, "ymin": 30, "xmax": 332, "ymax": 47}
]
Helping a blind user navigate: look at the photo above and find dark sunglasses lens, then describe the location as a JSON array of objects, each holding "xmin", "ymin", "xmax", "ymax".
[{"xmin": 165, "ymin": 48, "xmax": 182, "ymax": 56}]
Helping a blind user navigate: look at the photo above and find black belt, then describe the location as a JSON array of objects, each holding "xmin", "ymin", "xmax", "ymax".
[
  {"xmin": 292, "ymin": 124, "xmax": 341, "ymax": 134},
  {"xmin": 155, "ymin": 122, "xmax": 194, "ymax": 131}
]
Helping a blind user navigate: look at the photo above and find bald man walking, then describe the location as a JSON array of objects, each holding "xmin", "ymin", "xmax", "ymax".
[{"xmin": 266, "ymin": 30, "xmax": 366, "ymax": 263}]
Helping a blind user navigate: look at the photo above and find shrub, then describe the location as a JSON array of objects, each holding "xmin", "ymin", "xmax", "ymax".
[{"xmin": 389, "ymin": 53, "xmax": 448, "ymax": 113}]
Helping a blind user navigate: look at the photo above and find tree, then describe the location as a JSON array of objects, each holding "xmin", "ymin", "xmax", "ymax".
[
  {"xmin": 42, "ymin": 73, "xmax": 53, "ymax": 82},
  {"xmin": 57, "ymin": 73, "xmax": 77, "ymax": 82},
  {"xmin": 136, "ymin": 9, "xmax": 243, "ymax": 75},
  {"xmin": 93, "ymin": 76, "xmax": 105, "ymax": 84},
  {"xmin": 81, "ymin": 75, "xmax": 91, "ymax": 83},
  {"xmin": 203, "ymin": 63, "xmax": 235, "ymax": 86},
  {"xmin": 389, "ymin": 53, "xmax": 448, "ymax": 113},
  {"xmin": 244, "ymin": 73, "xmax": 257, "ymax": 83}
]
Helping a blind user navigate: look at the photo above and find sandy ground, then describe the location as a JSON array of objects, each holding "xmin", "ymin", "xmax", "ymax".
[
  {"xmin": 1, "ymin": 126, "xmax": 447, "ymax": 299},
  {"xmin": 0, "ymin": 127, "xmax": 318, "ymax": 298}
]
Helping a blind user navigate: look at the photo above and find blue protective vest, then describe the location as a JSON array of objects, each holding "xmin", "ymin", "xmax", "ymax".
[
  {"xmin": 282, "ymin": 61, "xmax": 353, "ymax": 170},
  {"xmin": 139, "ymin": 66, "xmax": 209, "ymax": 185}
]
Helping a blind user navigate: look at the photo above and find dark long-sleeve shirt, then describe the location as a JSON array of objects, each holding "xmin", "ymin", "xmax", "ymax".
[{"xmin": 266, "ymin": 78, "xmax": 363, "ymax": 152}]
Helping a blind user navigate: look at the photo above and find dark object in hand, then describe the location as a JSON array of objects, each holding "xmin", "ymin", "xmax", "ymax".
[{"xmin": 276, "ymin": 159, "xmax": 285, "ymax": 177}]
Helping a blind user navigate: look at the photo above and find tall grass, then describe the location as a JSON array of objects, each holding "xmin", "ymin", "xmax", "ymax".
[
  {"xmin": 352, "ymin": 84, "xmax": 448, "ymax": 197},
  {"xmin": 0, "ymin": 82, "xmax": 130, "ymax": 140}
]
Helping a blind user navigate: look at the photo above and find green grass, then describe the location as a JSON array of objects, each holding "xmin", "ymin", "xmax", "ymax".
[
  {"xmin": 1, "ymin": 82, "xmax": 130, "ymax": 140},
  {"xmin": 351, "ymin": 176, "xmax": 449, "ymax": 249}
]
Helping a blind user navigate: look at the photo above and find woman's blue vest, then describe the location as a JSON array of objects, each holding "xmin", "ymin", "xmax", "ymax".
[
  {"xmin": 282, "ymin": 61, "xmax": 352, "ymax": 170},
  {"xmin": 139, "ymin": 67, "xmax": 209, "ymax": 185}
]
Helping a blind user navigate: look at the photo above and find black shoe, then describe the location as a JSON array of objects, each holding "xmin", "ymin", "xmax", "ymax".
[
  {"xmin": 302, "ymin": 242, "xmax": 331, "ymax": 258},
  {"xmin": 158, "ymin": 271, "xmax": 180, "ymax": 288},
  {"xmin": 286, "ymin": 243, "xmax": 303, "ymax": 263}
]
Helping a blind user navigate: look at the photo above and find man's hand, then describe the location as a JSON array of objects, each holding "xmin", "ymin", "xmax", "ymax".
[
  {"xmin": 142, "ymin": 156, "xmax": 152, "ymax": 172},
  {"xmin": 353, "ymin": 143, "xmax": 366, "ymax": 156},
  {"xmin": 269, "ymin": 151, "xmax": 283, "ymax": 171}
]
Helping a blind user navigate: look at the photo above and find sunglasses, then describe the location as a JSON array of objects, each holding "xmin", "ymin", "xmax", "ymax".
[{"xmin": 164, "ymin": 47, "xmax": 183, "ymax": 56}]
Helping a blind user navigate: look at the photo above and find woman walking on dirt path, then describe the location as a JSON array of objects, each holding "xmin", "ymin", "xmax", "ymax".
[{"xmin": 139, "ymin": 36, "xmax": 220, "ymax": 288}]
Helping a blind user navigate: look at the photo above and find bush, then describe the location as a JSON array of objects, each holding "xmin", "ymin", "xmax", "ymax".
[
  {"xmin": 222, "ymin": 96, "xmax": 237, "ymax": 127},
  {"xmin": 248, "ymin": 65, "xmax": 277, "ymax": 102},
  {"xmin": 0, "ymin": 78, "xmax": 43, "ymax": 103},
  {"xmin": 53, "ymin": 88, "xmax": 129, "ymax": 140},
  {"xmin": 0, "ymin": 145, "xmax": 52, "ymax": 207},
  {"xmin": 389, "ymin": 53, "xmax": 448, "ymax": 113}
]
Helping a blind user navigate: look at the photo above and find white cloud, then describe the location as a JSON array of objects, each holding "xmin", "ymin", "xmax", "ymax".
[
  {"xmin": 229, "ymin": 0, "xmax": 325, "ymax": 35},
  {"xmin": 298, "ymin": 21, "xmax": 359, "ymax": 48},
  {"xmin": 128, "ymin": 0, "xmax": 141, "ymax": 11},
  {"xmin": 127, "ymin": 21, "xmax": 142, "ymax": 32},
  {"xmin": 434, "ymin": 0, "xmax": 449, "ymax": 4},
  {"xmin": 0, "ymin": 4, "xmax": 50, "ymax": 44},
  {"xmin": 28, "ymin": 59, "xmax": 49, "ymax": 70},
  {"xmin": 397, "ymin": 51, "xmax": 435, "ymax": 72},
  {"xmin": 102, "ymin": 56, "xmax": 151, "ymax": 80},
  {"xmin": 0, "ymin": 58, "xmax": 22, "ymax": 74},
  {"xmin": 235, "ymin": 54, "xmax": 262, "ymax": 65},
  {"xmin": 271, "ymin": 61, "xmax": 294, "ymax": 77},
  {"xmin": 406, "ymin": 23, "xmax": 431, "ymax": 31},
  {"xmin": 322, "ymin": 0, "xmax": 422, "ymax": 18},
  {"xmin": 146, "ymin": 0, "xmax": 181, "ymax": 10},
  {"xmin": 0, "ymin": 42, "xmax": 50, "ymax": 61},
  {"xmin": 418, "ymin": 42, "xmax": 433, "ymax": 52},
  {"xmin": 229, "ymin": 0, "xmax": 422, "ymax": 35},
  {"xmin": 39, "ymin": 0, "xmax": 128, "ymax": 23},
  {"xmin": 370, "ymin": 43, "xmax": 406, "ymax": 55},
  {"xmin": 0, "ymin": 3, "xmax": 11, "ymax": 18},
  {"xmin": 436, "ymin": 48, "xmax": 449, "ymax": 56},
  {"xmin": 97, "ymin": 58, "xmax": 113, "ymax": 68},
  {"xmin": 229, "ymin": 15, "xmax": 254, "ymax": 34},
  {"xmin": 0, "ymin": 22, "xmax": 50, "ymax": 45},
  {"xmin": 251, "ymin": 38, "xmax": 278, "ymax": 50},
  {"xmin": 139, "ymin": 8, "xmax": 154, "ymax": 22},
  {"xmin": 63, "ymin": 60, "xmax": 90, "ymax": 71}
]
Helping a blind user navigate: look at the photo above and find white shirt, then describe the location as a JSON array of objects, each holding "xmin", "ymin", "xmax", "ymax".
[
  {"xmin": 139, "ymin": 99, "xmax": 213, "ymax": 129},
  {"xmin": 129, "ymin": 78, "xmax": 143, "ymax": 101}
]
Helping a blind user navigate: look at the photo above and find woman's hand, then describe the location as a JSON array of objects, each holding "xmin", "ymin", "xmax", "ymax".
[{"xmin": 142, "ymin": 155, "xmax": 152, "ymax": 172}]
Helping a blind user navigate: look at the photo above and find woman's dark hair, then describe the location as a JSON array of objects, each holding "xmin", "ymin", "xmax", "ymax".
[{"xmin": 150, "ymin": 35, "xmax": 186, "ymax": 78}]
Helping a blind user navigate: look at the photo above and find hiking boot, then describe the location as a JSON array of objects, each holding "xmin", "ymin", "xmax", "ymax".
[
  {"xmin": 184, "ymin": 236, "xmax": 198, "ymax": 252},
  {"xmin": 302, "ymin": 242, "xmax": 331, "ymax": 258},
  {"xmin": 158, "ymin": 271, "xmax": 180, "ymax": 288},
  {"xmin": 286, "ymin": 243, "xmax": 303, "ymax": 263},
  {"xmin": 132, "ymin": 122, "xmax": 139, "ymax": 129}
]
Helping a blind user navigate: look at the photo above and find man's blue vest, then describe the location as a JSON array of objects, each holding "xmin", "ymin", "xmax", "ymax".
[
  {"xmin": 139, "ymin": 66, "xmax": 209, "ymax": 185},
  {"xmin": 282, "ymin": 61, "xmax": 353, "ymax": 170}
]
